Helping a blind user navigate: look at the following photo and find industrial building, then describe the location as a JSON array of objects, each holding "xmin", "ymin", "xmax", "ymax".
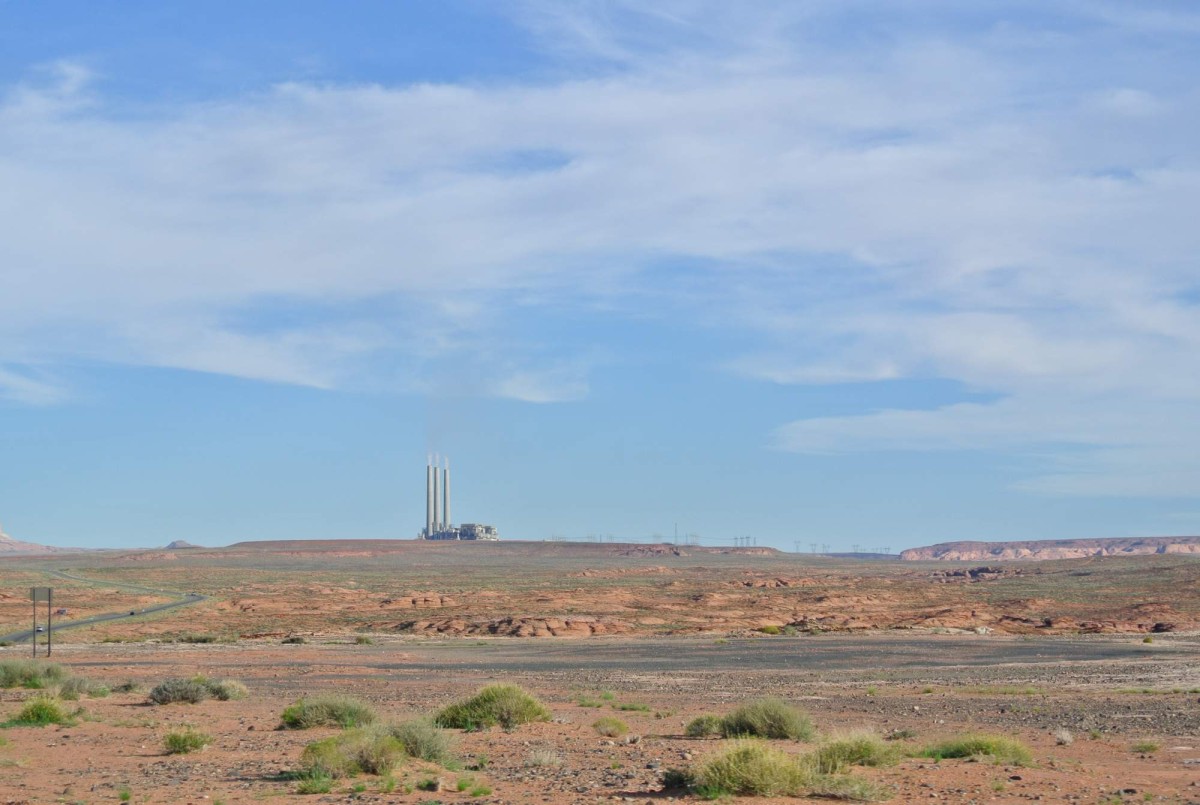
[{"xmin": 419, "ymin": 455, "xmax": 499, "ymax": 540}]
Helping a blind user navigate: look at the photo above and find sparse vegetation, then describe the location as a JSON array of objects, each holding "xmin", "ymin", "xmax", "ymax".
[
  {"xmin": 434, "ymin": 684, "xmax": 550, "ymax": 731},
  {"xmin": 686, "ymin": 714, "xmax": 724, "ymax": 738},
  {"xmin": 282, "ymin": 636, "xmax": 307, "ymax": 644},
  {"xmin": 592, "ymin": 716, "xmax": 628, "ymax": 737},
  {"xmin": 5, "ymin": 696, "xmax": 74, "ymax": 727},
  {"xmin": 57, "ymin": 676, "xmax": 111, "ymax": 700},
  {"xmin": 299, "ymin": 726, "xmax": 404, "ymax": 778},
  {"xmin": 810, "ymin": 730, "xmax": 900, "ymax": 773},
  {"xmin": 525, "ymin": 748, "xmax": 563, "ymax": 768},
  {"xmin": 1130, "ymin": 740, "xmax": 1160, "ymax": 754},
  {"xmin": 205, "ymin": 678, "xmax": 248, "ymax": 701},
  {"xmin": 756, "ymin": 625, "xmax": 782, "ymax": 635},
  {"xmin": 147, "ymin": 676, "xmax": 245, "ymax": 705},
  {"xmin": 1054, "ymin": 728, "xmax": 1074, "ymax": 746},
  {"xmin": 614, "ymin": 701, "xmax": 650, "ymax": 712},
  {"xmin": 921, "ymin": 734, "xmax": 1033, "ymax": 766},
  {"xmin": 294, "ymin": 769, "xmax": 334, "ymax": 795},
  {"xmin": 281, "ymin": 695, "xmax": 377, "ymax": 729},
  {"xmin": 163, "ymin": 727, "xmax": 213, "ymax": 754},
  {"xmin": 691, "ymin": 739, "xmax": 811, "ymax": 797},
  {"xmin": 720, "ymin": 698, "xmax": 815, "ymax": 741},
  {"xmin": 386, "ymin": 719, "xmax": 455, "ymax": 764},
  {"xmin": 806, "ymin": 773, "xmax": 892, "ymax": 801},
  {"xmin": 355, "ymin": 635, "xmax": 374, "ymax": 645},
  {"xmin": 0, "ymin": 660, "xmax": 67, "ymax": 689}
]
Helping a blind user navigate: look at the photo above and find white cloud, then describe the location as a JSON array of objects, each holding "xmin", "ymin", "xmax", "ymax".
[{"xmin": 1, "ymin": 4, "xmax": 1199, "ymax": 496}]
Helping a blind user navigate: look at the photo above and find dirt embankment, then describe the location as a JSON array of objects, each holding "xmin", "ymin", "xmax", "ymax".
[{"xmin": 901, "ymin": 536, "xmax": 1200, "ymax": 561}]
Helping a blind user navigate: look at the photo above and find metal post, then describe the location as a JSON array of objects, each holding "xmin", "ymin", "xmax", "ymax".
[
  {"xmin": 47, "ymin": 589, "xmax": 52, "ymax": 656},
  {"xmin": 32, "ymin": 593, "xmax": 36, "ymax": 658}
]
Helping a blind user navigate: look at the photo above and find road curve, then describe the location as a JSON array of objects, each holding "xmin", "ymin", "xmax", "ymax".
[{"xmin": 0, "ymin": 569, "xmax": 207, "ymax": 644}]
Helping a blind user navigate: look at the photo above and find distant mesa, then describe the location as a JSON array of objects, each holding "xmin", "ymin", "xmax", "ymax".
[
  {"xmin": 164, "ymin": 540, "xmax": 201, "ymax": 550},
  {"xmin": 900, "ymin": 536, "xmax": 1200, "ymax": 562},
  {"xmin": 0, "ymin": 522, "xmax": 62, "ymax": 554}
]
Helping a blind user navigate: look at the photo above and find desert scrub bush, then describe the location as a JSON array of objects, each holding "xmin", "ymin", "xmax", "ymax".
[
  {"xmin": 690, "ymin": 739, "xmax": 812, "ymax": 797},
  {"xmin": 148, "ymin": 678, "xmax": 210, "ymax": 705},
  {"xmin": 809, "ymin": 730, "xmax": 900, "ymax": 774},
  {"xmin": 756, "ymin": 625, "xmax": 782, "ymax": 635},
  {"xmin": 205, "ymin": 678, "xmax": 248, "ymax": 701},
  {"xmin": 720, "ymin": 698, "xmax": 815, "ymax": 741},
  {"xmin": 6, "ymin": 696, "xmax": 74, "ymax": 727},
  {"xmin": 0, "ymin": 660, "xmax": 67, "ymax": 689},
  {"xmin": 592, "ymin": 716, "xmax": 628, "ymax": 737},
  {"xmin": 434, "ymin": 684, "xmax": 551, "ymax": 731},
  {"xmin": 386, "ymin": 719, "xmax": 455, "ymax": 764},
  {"xmin": 921, "ymin": 734, "xmax": 1033, "ymax": 766},
  {"xmin": 355, "ymin": 635, "xmax": 374, "ymax": 645},
  {"xmin": 57, "ymin": 676, "xmax": 110, "ymax": 700},
  {"xmin": 281, "ymin": 694, "xmax": 377, "ymax": 729},
  {"xmin": 299, "ymin": 726, "xmax": 404, "ymax": 778},
  {"xmin": 1130, "ymin": 740, "xmax": 1160, "ymax": 754},
  {"xmin": 282, "ymin": 636, "xmax": 307, "ymax": 644},
  {"xmin": 614, "ymin": 701, "xmax": 651, "ymax": 712},
  {"xmin": 163, "ymin": 727, "xmax": 213, "ymax": 754},
  {"xmin": 685, "ymin": 714, "xmax": 723, "ymax": 738}
]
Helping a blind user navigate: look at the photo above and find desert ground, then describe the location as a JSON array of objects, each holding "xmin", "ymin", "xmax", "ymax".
[{"xmin": 1, "ymin": 542, "xmax": 1198, "ymax": 803}]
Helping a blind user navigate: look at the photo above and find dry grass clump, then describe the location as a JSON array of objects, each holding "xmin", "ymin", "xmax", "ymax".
[
  {"xmin": 434, "ymin": 684, "xmax": 551, "ymax": 731},
  {"xmin": 592, "ymin": 716, "xmax": 629, "ymax": 737},
  {"xmin": 920, "ymin": 734, "xmax": 1033, "ymax": 766},
  {"xmin": 685, "ymin": 714, "xmax": 723, "ymax": 737},
  {"xmin": 281, "ymin": 695, "xmax": 377, "ymax": 729},
  {"xmin": 385, "ymin": 719, "xmax": 455, "ymax": 764},
  {"xmin": 56, "ymin": 676, "xmax": 111, "ymax": 700},
  {"xmin": 298, "ymin": 726, "xmax": 403, "ymax": 778},
  {"xmin": 690, "ymin": 739, "xmax": 812, "ymax": 797},
  {"xmin": 676, "ymin": 735, "xmax": 897, "ymax": 800},
  {"xmin": 810, "ymin": 730, "xmax": 900, "ymax": 774},
  {"xmin": 0, "ymin": 660, "xmax": 67, "ymax": 689},
  {"xmin": 720, "ymin": 698, "xmax": 815, "ymax": 741},
  {"xmin": 163, "ymin": 727, "xmax": 213, "ymax": 754}
]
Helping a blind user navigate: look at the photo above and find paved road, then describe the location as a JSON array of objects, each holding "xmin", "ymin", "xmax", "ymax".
[{"xmin": 0, "ymin": 569, "xmax": 205, "ymax": 644}]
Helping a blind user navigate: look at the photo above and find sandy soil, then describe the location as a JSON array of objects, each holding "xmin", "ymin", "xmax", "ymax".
[{"xmin": 1, "ymin": 635, "xmax": 1199, "ymax": 804}]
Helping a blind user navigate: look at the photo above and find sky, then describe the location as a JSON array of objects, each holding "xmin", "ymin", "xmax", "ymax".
[{"xmin": 2, "ymin": 1, "xmax": 1199, "ymax": 551}]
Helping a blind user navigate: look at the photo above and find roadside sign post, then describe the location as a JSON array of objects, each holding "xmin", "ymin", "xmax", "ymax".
[{"xmin": 30, "ymin": 588, "xmax": 51, "ymax": 657}]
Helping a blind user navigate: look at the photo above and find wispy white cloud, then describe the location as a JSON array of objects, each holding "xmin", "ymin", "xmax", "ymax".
[{"xmin": 1, "ymin": 3, "xmax": 1199, "ymax": 496}]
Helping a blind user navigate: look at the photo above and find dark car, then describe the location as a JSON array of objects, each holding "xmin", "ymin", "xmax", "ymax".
[{"xmin": 129, "ymin": 611, "xmax": 136, "ymax": 616}]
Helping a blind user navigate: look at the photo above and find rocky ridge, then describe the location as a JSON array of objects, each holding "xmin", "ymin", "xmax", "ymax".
[{"xmin": 900, "ymin": 536, "xmax": 1200, "ymax": 562}]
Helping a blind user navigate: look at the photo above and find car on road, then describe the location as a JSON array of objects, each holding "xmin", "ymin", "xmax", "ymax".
[
  {"xmin": 35, "ymin": 626, "xmax": 45, "ymax": 633},
  {"xmin": 129, "ymin": 611, "xmax": 136, "ymax": 616}
]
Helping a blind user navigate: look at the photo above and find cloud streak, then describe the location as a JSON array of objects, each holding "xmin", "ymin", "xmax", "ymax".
[{"xmin": 1, "ymin": 4, "xmax": 1199, "ymax": 496}]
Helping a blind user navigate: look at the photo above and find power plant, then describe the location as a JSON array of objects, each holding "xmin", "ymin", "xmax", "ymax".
[{"xmin": 419, "ymin": 455, "xmax": 499, "ymax": 541}]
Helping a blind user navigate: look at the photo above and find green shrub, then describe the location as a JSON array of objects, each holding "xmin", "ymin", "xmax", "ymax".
[
  {"xmin": 691, "ymin": 739, "xmax": 812, "ymax": 797},
  {"xmin": 282, "ymin": 636, "xmax": 307, "ymax": 644},
  {"xmin": 1130, "ymin": 740, "xmax": 1160, "ymax": 754},
  {"xmin": 8, "ymin": 696, "xmax": 73, "ymax": 726},
  {"xmin": 757, "ymin": 625, "xmax": 782, "ymax": 635},
  {"xmin": 921, "ymin": 734, "xmax": 1033, "ymax": 766},
  {"xmin": 179, "ymin": 633, "xmax": 220, "ymax": 644},
  {"xmin": 299, "ymin": 727, "xmax": 403, "ymax": 778},
  {"xmin": 281, "ymin": 695, "xmax": 377, "ymax": 729},
  {"xmin": 614, "ymin": 702, "xmax": 651, "ymax": 712},
  {"xmin": 592, "ymin": 716, "xmax": 629, "ymax": 737},
  {"xmin": 148, "ymin": 678, "xmax": 210, "ymax": 705},
  {"xmin": 685, "ymin": 714, "xmax": 723, "ymax": 738},
  {"xmin": 163, "ymin": 728, "xmax": 213, "ymax": 754},
  {"xmin": 355, "ymin": 636, "xmax": 374, "ymax": 645},
  {"xmin": 434, "ymin": 684, "xmax": 551, "ymax": 731},
  {"xmin": 387, "ymin": 719, "xmax": 455, "ymax": 764},
  {"xmin": 720, "ymin": 698, "xmax": 815, "ymax": 741},
  {"xmin": 0, "ymin": 660, "xmax": 67, "ymax": 689},
  {"xmin": 809, "ymin": 730, "xmax": 900, "ymax": 774}
]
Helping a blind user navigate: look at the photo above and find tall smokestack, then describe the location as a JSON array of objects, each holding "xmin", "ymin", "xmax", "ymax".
[
  {"xmin": 442, "ymin": 457, "xmax": 450, "ymax": 531},
  {"xmin": 432, "ymin": 452, "xmax": 441, "ymax": 533},
  {"xmin": 425, "ymin": 455, "xmax": 434, "ymax": 538}
]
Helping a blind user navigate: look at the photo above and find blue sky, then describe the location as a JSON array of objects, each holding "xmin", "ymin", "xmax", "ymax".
[{"xmin": 2, "ymin": 2, "xmax": 1199, "ymax": 549}]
